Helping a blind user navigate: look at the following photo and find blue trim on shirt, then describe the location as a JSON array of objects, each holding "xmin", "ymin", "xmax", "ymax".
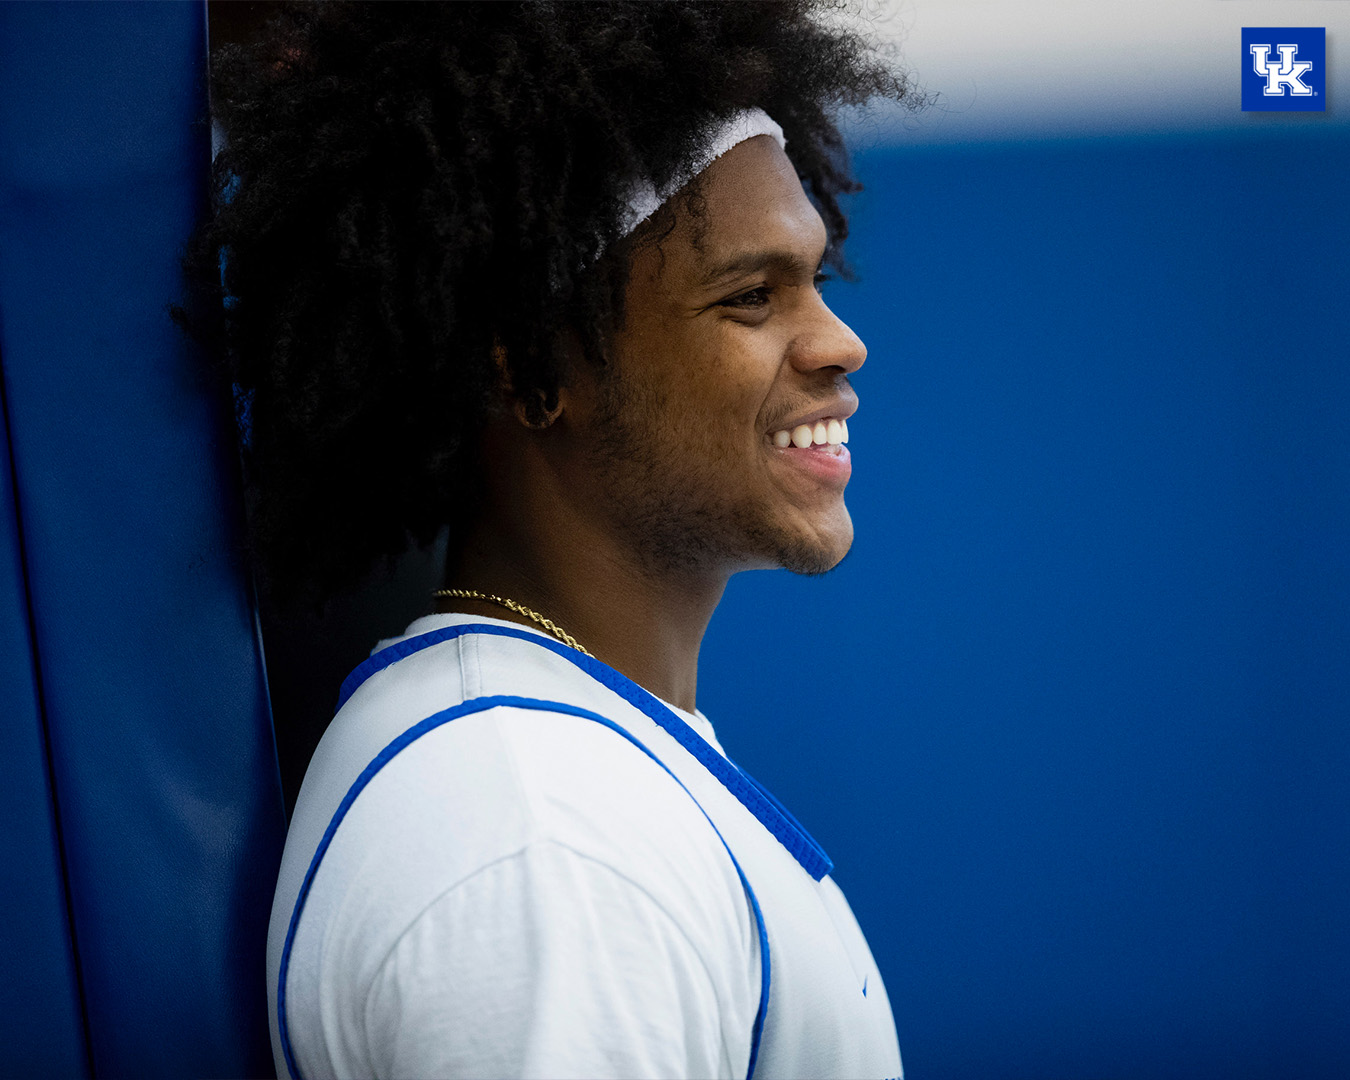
[
  {"xmin": 337, "ymin": 622, "xmax": 834, "ymax": 881},
  {"xmin": 278, "ymin": 695, "xmax": 770, "ymax": 1080}
]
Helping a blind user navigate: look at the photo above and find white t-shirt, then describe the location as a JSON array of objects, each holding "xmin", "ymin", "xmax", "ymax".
[{"xmin": 267, "ymin": 614, "xmax": 902, "ymax": 1079}]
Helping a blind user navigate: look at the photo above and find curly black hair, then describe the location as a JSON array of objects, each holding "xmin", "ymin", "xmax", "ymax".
[{"xmin": 184, "ymin": 0, "xmax": 913, "ymax": 606}]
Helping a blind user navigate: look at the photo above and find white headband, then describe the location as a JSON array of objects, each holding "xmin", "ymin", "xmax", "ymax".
[{"xmin": 616, "ymin": 107, "xmax": 786, "ymax": 239}]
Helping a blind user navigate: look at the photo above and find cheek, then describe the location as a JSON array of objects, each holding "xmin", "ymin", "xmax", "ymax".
[
  {"xmin": 682, "ymin": 335, "xmax": 782, "ymax": 425},
  {"xmin": 617, "ymin": 318, "xmax": 782, "ymax": 448}
]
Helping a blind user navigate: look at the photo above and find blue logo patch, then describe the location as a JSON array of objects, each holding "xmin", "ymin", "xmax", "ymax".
[{"xmin": 1242, "ymin": 28, "xmax": 1325, "ymax": 112}]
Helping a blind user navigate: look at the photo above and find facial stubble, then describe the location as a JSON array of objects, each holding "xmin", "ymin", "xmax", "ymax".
[{"xmin": 583, "ymin": 364, "xmax": 849, "ymax": 581}]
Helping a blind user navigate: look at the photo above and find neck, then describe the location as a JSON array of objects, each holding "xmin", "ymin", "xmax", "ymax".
[{"xmin": 442, "ymin": 492, "xmax": 727, "ymax": 714}]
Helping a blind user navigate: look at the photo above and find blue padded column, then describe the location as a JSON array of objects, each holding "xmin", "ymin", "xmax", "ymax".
[
  {"xmin": 0, "ymin": 3, "xmax": 285, "ymax": 1076},
  {"xmin": 0, "ymin": 378, "xmax": 87, "ymax": 1075}
]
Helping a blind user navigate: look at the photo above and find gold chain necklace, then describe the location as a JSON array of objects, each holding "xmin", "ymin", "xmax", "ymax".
[{"xmin": 433, "ymin": 588, "xmax": 593, "ymax": 657}]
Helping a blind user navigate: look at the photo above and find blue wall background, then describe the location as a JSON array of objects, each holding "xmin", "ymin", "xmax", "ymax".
[{"xmin": 701, "ymin": 127, "xmax": 1349, "ymax": 1079}]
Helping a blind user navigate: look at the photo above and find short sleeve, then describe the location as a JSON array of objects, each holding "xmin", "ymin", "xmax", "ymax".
[{"xmin": 362, "ymin": 838, "xmax": 752, "ymax": 1079}]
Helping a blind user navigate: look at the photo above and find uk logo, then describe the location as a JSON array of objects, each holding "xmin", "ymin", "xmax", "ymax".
[{"xmin": 1242, "ymin": 28, "xmax": 1325, "ymax": 111}]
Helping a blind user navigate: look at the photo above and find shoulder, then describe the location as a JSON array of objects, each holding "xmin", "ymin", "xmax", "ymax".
[
  {"xmin": 319, "ymin": 700, "xmax": 751, "ymax": 951},
  {"xmin": 304, "ymin": 617, "xmax": 740, "ymax": 903},
  {"xmin": 279, "ymin": 697, "xmax": 758, "ymax": 1078},
  {"xmin": 272, "ymin": 621, "xmax": 761, "ymax": 1072}
]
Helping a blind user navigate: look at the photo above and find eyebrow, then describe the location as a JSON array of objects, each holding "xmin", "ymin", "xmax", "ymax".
[{"xmin": 696, "ymin": 248, "xmax": 822, "ymax": 287}]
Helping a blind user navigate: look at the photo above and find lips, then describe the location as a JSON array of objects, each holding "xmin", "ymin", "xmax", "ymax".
[{"xmin": 765, "ymin": 415, "xmax": 852, "ymax": 492}]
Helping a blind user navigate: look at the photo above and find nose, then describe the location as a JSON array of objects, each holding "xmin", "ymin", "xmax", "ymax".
[{"xmin": 790, "ymin": 291, "xmax": 867, "ymax": 376}]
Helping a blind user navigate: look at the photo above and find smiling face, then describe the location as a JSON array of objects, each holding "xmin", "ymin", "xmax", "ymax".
[{"xmin": 561, "ymin": 134, "xmax": 867, "ymax": 580}]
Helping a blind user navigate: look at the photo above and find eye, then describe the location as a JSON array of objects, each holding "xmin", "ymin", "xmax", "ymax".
[{"xmin": 720, "ymin": 285, "xmax": 773, "ymax": 310}]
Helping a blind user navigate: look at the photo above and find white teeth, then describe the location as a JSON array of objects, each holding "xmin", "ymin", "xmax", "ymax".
[{"xmin": 772, "ymin": 418, "xmax": 851, "ymax": 449}]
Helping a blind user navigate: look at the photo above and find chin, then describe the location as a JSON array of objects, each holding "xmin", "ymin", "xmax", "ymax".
[
  {"xmin": 768, "ymin": 512, "xmax": 854, "ymax": 577},
  {"xmin": 778, "ymin": 541, "xmax": 851, "ymax": 577}
]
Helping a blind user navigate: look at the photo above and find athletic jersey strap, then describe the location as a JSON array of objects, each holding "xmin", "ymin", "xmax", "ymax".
[{"xmin": 338, "ymin": 622, "xmax": 834, "ymax": 880}]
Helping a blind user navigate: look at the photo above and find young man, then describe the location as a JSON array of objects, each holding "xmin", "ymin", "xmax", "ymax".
[{"xmin": 194, "ymin": 4, "xmax": 912, "ymax": 1076}]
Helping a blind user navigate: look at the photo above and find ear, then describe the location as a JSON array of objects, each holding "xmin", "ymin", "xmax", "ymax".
[
  {"xmin": 493, "ymin": 338, "xmax": 565, "ymax": 430},
  {"xmin": 517, "ymin": 387, "xmax": 563, "ymax": 430}
]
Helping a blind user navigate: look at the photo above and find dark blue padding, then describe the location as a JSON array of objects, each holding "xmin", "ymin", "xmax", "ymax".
[
  {"xmin": 0, "ymin": 4, "xmax": 285, "ymax": 1077},
  {"xmin": 279, "ymin": 696, "xmax": 770, "ymax": 1080},
  {"xmin": 340, "ymin": 622, "xmax": 835, "ymax": 881},
  {"xmin": 0, "ymin": 375, "xmax": 87, "ymax": 1075}
]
